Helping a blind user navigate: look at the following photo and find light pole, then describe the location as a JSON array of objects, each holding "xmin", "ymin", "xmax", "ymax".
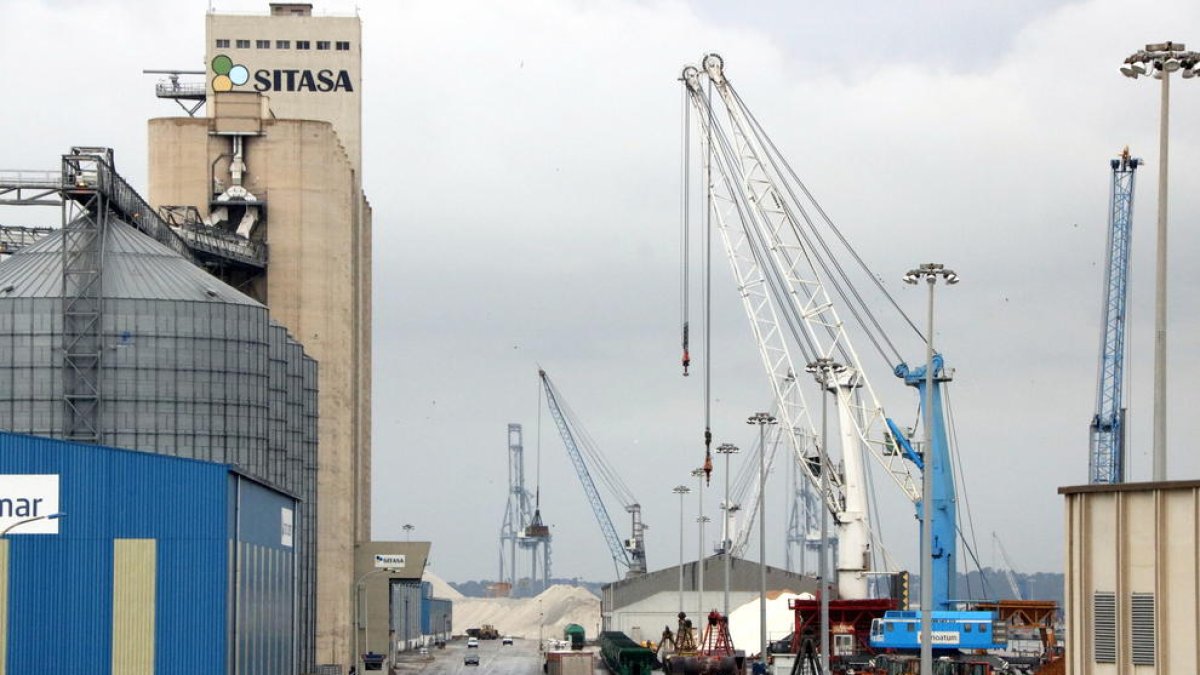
[
  {"xmin": 402, "ymin": 523, "xmax": 415, "ymax": 541},
  {"xmin": 903, "ymin": 263, "xmax": 959, "ymax": 675},
  {"xmin": 691, "ymin": 467, "xmax": 707, "ymax": 617},
  {"xmin": 0, "ymin": 512, "xmax": 65, "ymax": 537},
  {"xmin": 1119, "ymin": 42, "xmax": 1197, "ymax": 481},
  {"xmin": 353, "ymin": 567, "xmax": 389, "ymax": 673},
  {"xmin": 747, "ymin": 412, "xmax": 776, "ymax": 661},
  {"xmin": 673, "ymin": 485, "xmax": 691, "ymax": 613},
  {"xmin": 805, "ymin": 358, "xmax": 843, "ymax": 675},
  {"xmin": 716, "ymin": 442, "xmax": 739, "ymax": 616}
]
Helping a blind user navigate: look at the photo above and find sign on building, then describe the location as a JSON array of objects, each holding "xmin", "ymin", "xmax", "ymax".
[
  {"xmin": 281, "ymin": 507, "xmax": 294, "ymax": 548},
  {"xmin": 374, "ymin": 553, "xmax": 406, "ymax": 569},
  {"xmin": 0, "ymin": 475, "xmax": 60, "ymax": 534}
]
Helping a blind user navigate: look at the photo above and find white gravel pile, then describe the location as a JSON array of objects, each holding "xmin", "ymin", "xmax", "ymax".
[
  {"xmin": 423, "ymin": 570, "xmax": 465, "ymax": 599},
  {"xmin": 726, "ymin": 590, "xmax": 811, "ymax": 655},
  {"xmin": 452, "ymin": 584, "xmax": 600, "ymax": 639}
]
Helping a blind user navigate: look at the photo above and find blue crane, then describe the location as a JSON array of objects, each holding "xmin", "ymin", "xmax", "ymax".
[
  {"xmin": 1090, "ymin": 149, "xmax": 1141, "ymax": 484},
  {"xmin": 539, "ymin": 369, "xmax": 647, "ymax": 578}
]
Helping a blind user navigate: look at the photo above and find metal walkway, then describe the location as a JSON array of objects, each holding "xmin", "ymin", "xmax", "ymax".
[{"xmin": 0, "ymin": 155, "xmax": 267, "ymax": 269}]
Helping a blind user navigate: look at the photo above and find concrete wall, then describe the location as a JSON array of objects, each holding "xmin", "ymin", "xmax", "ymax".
[
  {"xmin": 148, "ymin": 114, "xmax": 371, "ymax": 670},
  {"xmin": 1062, "ymin": 481, "xmax": 1200, "ymax": 674},
  {"xmin": 354, "ymin": 542, "xmax": 432, "ymax": 662},
  {"xmin": 206, "ymin": 10, "xmax": 362, "ymax": 174}
]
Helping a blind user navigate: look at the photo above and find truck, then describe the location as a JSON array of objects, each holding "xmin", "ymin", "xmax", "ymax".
[
  {"xmin": 479, "ymin": 624, "xmax": 500, "ymax": 640},
  {"xmin": 546, "ymin": 651, "xmax": 595, "ymax": 675},
  {"xmin": 564, "ymin": 623, "xmax": 586, "ymax": 650}
]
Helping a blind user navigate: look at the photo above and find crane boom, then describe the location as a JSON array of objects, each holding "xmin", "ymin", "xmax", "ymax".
[
  {"xmin": 1089, "ymin": 149, "xmax": 1141, "ymax": 484},
  {"xmin": 992, "ymin": 532, "xmax": 1023, "ymax": 601},
  {"xmin": 681, "ymin": 54, "xmax": 925, "ymax": 599},
  {"xmin": 681, "ymin": 54, "xmax": 962, "ymax": 606},
  {"xmin": 539, "ymin": 369, "xmax": 647, "ymax": 577}
]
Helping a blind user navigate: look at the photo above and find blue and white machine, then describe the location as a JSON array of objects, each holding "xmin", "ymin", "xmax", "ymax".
[{"xmin": 869, "ymin": 610, "xmax": 1008, "ymax": 651}]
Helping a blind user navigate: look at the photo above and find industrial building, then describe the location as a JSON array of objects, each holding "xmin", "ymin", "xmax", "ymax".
[
  {"xmin": 352, "ymin": 542, "xmax": 455, "ymax": 666},
  {"xmin": 601, "ymin": 554, "xmax": 818, "ymax": 642},
  {"xmin": 0, "ymin": 431, "xmax": 298, "ymax": 675},
  {"xmin": 0, "ymin": 187, "xmax": 320, "ymax": 670},
  {"xmin": 146, "ymin": 3, "xmax": 373, "ymax": 667},
  {"xmin": 1062, "ymin": 480, "xmax": 1200, "ymax": 674}
]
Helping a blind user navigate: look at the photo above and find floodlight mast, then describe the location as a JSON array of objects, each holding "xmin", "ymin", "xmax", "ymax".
[{"xmin": 1119, "ymin": 41, "xmax": 1198, "ymax": 482}]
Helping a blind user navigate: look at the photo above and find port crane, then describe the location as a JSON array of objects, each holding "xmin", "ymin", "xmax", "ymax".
[
  {"xmin": 1089, "ymin": 149, "xmax": 1141, "ymax": 484},
  {"xmin": 539, "ymin": 369, "xmax": 647, "ymax": 577},
  {"xmin": 680, "ymin": 54, "xmax": 959, "ymax": 608}
]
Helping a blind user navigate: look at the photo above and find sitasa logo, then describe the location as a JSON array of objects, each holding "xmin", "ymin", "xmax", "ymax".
[
  {"xmin": 211, "ymin": 54, "xmax": 250, "ymax": 91},
  {"xmin": 211, "ymin": 54, "xmax": 354, "ymax": 93}
]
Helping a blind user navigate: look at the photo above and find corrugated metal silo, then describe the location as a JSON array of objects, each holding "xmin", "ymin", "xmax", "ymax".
[{"xmin": 0, "ymin": 219, "xmax": 319, "ymax": 669}]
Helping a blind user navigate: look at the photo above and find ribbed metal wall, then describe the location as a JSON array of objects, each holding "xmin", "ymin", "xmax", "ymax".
[
  {"xmin": 0, "ymin": 432, "xmax": 229, "ymax": 675},
  {"xmin": 390, "ymin": 581, "xmax": 424, "ymax": 649},
  {"xmin": 233, "ymin": 475, "xmax": 297, "ymax": 675},
  {"xmin": 0, "ymin": 221, "xmax": 319, "ymax": 670}
]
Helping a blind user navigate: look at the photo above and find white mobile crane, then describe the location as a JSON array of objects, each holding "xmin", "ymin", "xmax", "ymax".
[{"xmin": 680, "ymin": 53, "xmax": 955, "ymax": 603}]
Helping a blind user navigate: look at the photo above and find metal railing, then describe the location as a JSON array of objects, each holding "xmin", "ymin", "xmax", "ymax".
[
  {"xmin": 62, "ymin": 152, "xmax": 267, "ymax": 269},
  {"xmin": 0, "ymin": 225, "xmax": 54, "ymax": 254},
  {"xmin": 155, "ymin": 81, "xmax": 207, "ymax": 98},
  {"xmin": 0, "ymin": 170, "xmax": 61, "ymax": 188}
]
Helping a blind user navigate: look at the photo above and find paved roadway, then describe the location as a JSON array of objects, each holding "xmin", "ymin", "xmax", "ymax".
[{"xmin": 398, "ymin": 638, "xmax": 544, "ymax": 675}]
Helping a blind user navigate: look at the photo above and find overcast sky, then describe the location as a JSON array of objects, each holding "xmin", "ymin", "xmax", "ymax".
[{"xmin": 5, "ymin": 0, "xmax": 1200, "ymax": 588}]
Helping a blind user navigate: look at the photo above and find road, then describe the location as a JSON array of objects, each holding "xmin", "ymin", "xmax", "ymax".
[{"xmin": 398, "ymin": 638, "xmax": 544, "ymax": 675}]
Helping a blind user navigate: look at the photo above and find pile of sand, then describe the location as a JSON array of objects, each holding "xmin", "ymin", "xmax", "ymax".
[
  {"xmin": 452, "ymin": 584, "xmax": 600, "ymax": 639},
  {"xmin": 726, "ymin": 590, "xmax": 812, "ymax": 655},
  {"xmin": 423, "ymin": 570, "xmax": 464, "ymax": 599}
]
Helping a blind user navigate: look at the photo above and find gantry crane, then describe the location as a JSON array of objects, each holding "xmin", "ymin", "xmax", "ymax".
[
  {"xmin": 680, "ymin": 54, "xmax": 960, "ymax": 607},
  {"xmin": 539, "ymin": 369, "xmax": 647, "ymax": 577},
  {"xmin": 1089, "ymin": 149, "xmax": 1141, "ymax": 484}
]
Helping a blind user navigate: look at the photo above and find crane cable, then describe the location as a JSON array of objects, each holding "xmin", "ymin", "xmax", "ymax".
[
  {"xmin": 681, "ymin": 83, "xmax": 691, "ymax": 377},
  {"xmin": 702, "ymin": 77, "xmax": 714, "ymax": 485},
  {"xmin": 945, "ymin": 383, "xmax": 991, "ymax": 601},
  {"xmin": 729, "ymin": 83, "xmax": 916, "ymax": 345},
  {"xmin": 730, "ymin": 85, "xmax": 898, "ymax": 368}
]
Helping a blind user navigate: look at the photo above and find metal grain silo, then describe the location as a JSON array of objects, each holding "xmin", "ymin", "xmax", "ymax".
[{"xmin": 0, "ymin": 217, "xmax": 319, "ymax": 669}]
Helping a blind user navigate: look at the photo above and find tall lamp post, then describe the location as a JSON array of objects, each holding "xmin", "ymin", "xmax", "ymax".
[
  {"xmin": 673, "ymin": 485, "xmax": 691, "ymax": 613},
  {"xmin": 1119, "ymin": 42, "xmax": 1197, "ymax": 481},
  {"xmin": 691, "ymin": 467, "xmax": 708, "ymax": 617},
  {"xmin": 903, "ymin": 263, "xmax": 959, "ymax": 675},
  {"xmin": 715, "ymin": 442, "xmax": 739, "ymax": 616},
  {"xmin": 747, "ymin": 412, "xmax": 776, "ymax": 661},
  {"xmin": 805, "ymin": 358, "xmax": 843, "ymax": 675},
  {"xmin": 402, "ymin": 523, "xmax": 415, "ymax": 541}
]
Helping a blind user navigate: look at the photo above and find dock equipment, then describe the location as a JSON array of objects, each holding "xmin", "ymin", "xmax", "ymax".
[
  {"xmin": 540, "ymin": 369, "xmax": 646, "ymax": 577},
  {"xmin": 679, "ymin": 53, "xmax": 956, "ymax": 606},
  {"xmin": 1088, "ymin": 149, "xmax": 1141, "ymax": 484},
  {"xmin": 599, "ymin": 631, "xmax": 657, "ymax": 675}
]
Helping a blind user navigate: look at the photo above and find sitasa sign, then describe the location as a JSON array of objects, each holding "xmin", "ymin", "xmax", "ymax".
[
  {"xmin": 0, "ymin": 475, "xmax": 60, "ymax": 534},
  {"xmin": 212, "ymin": 54, "xmax": 354, "ymax": 93}
]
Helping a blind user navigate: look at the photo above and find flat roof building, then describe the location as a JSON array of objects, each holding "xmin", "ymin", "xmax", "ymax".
[
  {"xmin": 0, "ymin": 431, "xmax": 300, "ymax": 674},
  {"xmin": 1061, "ymin": 480, "xmax": 1200, "ymax": 674}
]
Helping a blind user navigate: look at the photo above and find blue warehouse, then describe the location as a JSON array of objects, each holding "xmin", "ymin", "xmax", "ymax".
[{"xmin": 0, "ymin": 431, "xmax": 299, "ymax": 674}]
